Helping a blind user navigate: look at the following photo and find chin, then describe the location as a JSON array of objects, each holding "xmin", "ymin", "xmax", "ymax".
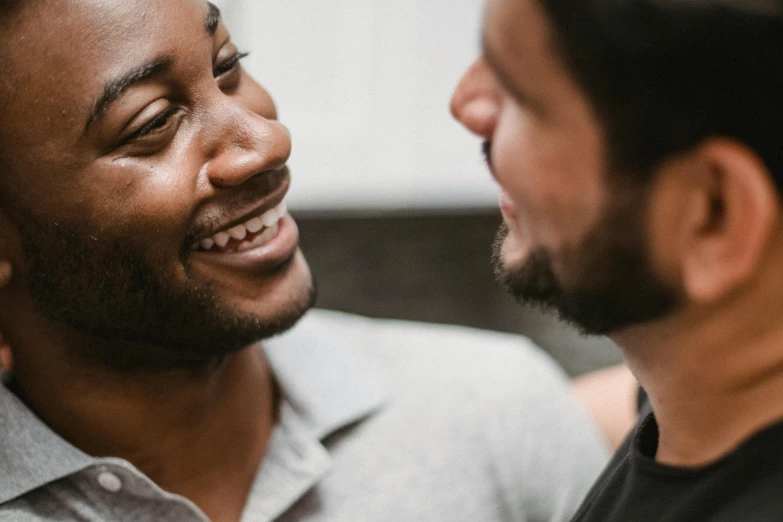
[
  {"xmin": 499, "ymin": 233, "xmax": 533, "ymax": 272},
  {"xmin": 232, "ymin": 252, "xmax": 316, "ymax": 321}
]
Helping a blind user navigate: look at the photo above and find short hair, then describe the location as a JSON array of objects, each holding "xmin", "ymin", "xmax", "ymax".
[
  {"xmin": 539, "ymin": 0, "xmax": 783, "ymax": 189},
  {"xmin": 0, "ymin": 0, "xmax": 22, "ymax": 16}
]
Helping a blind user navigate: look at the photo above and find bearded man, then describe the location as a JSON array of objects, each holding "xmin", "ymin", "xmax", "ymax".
[
  {"xmin": 0, "ymin": 0, "xmax": 608, "ymax": 521},
  {"xmin": 452, "ymin": 0, "xmax": 783, "ymax": 520}
]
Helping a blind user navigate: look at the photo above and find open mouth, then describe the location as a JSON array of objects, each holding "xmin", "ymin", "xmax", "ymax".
[{"xmin": 190, "ymin": 201, "xmax": 288, "ymax": 254}]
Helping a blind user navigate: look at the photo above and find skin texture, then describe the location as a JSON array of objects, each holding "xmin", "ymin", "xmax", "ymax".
[
  {"xmin": 452, "ymin": 0, "xmax": 783, "ymax": 468},
  {"xmin": 456, "ymin": 10, "xmax": 678, "ymax": 337},
  {"xmin": 0, "ymin": 0, "xmax": 314, "ymax": 366},
  {"xmin": 0, "ymin": 1, "xmax": 315, "ymax": 520}
]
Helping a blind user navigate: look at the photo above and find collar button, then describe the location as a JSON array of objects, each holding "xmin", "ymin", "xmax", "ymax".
[{"xmin": 97, "ymin": 471, "xmax": 123, "ymax": 493}]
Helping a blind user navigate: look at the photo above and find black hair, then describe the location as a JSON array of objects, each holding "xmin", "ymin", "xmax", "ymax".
[
  {"xmin": 0, "ymin": 0, "xmax": 21, "ymax": 15},
  {"xmin": 539, "ymin": 0, "xmax": 783, "ymax": 188}
]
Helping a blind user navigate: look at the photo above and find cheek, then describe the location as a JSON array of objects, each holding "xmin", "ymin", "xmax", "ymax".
[
  {"xmin": 492, "ymin": 107, "xmax": 605, "ymax": 249},
  {"xmin": 82, "ymin": 158, "xmax": 199, "ymax": 250}
]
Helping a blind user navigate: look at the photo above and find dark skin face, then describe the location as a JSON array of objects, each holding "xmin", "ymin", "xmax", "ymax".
[
  {"xmin": 0, "ymin": 0, "xmax": 314, "ymax": 370},
  {"xmin": 0, "ymin": 2, "xmax": 315, "ymax": 518}
]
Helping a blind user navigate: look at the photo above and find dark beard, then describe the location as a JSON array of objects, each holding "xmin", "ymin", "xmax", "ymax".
[
  {"xmin": 492, "ymin": 193, "xmax": 680, "ymax": 335},
  {"xmin": 16, "ymin": 212, "xmax": 316, "ymax": 371}
]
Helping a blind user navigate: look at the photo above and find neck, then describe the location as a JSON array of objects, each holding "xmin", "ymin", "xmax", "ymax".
[
  {"xmin": 6, "ymin": 305, "xmax": 277, "ymax": 522},
  {"xmin": 614, "ymin": 291, "xmax": 783, "ymax": 467}
]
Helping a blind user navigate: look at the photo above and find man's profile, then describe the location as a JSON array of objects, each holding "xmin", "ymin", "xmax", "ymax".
[
  {"xmin": 452, "ymin": 0, "xmax": 783, "ymax": 519},
  {"xmin": 0, "ymin": 0, "xmax": 607, "ymax": 520}
]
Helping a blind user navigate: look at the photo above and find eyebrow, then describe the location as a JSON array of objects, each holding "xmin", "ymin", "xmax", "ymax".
[
  {"xmin": 206, "ymin": 2, "xmax": 220, "ymax": 36},
  {"xmin": 481, "ymin": 32, "xmax": 545, "ymax": 113},
  {"xmin": 85, "ymin": 57, "xmax": 172, "ymax": 130},
  {"xmin": 84, "ymin": 3, "xmax": 221, "ymax": 131}
]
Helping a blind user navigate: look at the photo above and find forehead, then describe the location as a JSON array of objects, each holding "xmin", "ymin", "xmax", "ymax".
[
  {"xmin": 483, "ymin": 0, "xmax": 564, "ymax": 97},
  {"xmin": 483, "ymin": 0, "xmax": 595, "ymax": 117},
  {"xmin": 484, "ymin": 0, "xmax": 553, "ymax": 69},
  {"xmin": 0, "ymin": 0, "xmax": 211, "ymax": 142},
  {"xmin": 8, "ymin": 0, "xmax": 210, "ymax": 65}
]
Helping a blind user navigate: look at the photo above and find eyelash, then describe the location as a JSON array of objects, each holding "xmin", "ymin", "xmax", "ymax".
[
  {"xmin": 213, "ymin": 51, "xmax": 250, "ymax": 77},
  {"xmin": 121, "ymin": 52, "xmax": 250, "ymax": 146},
  {"xmin": 124, "ymin": 105, "xmax": 178, "ymax": 143}
]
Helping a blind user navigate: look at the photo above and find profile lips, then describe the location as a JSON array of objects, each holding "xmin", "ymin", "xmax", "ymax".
[{"xmin": 190, "ymin": 201, "xmax": 288, "ymax": 252}]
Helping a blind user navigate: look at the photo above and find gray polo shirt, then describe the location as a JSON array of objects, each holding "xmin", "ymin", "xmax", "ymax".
[{"xmin": 0, "ymin": 310, "xmax": 608, "ymax": 521}]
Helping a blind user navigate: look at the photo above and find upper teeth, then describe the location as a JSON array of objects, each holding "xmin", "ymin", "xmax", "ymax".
[{"xmin": 198, "ymin": 201, "xmax": 287, "ymax": 251}]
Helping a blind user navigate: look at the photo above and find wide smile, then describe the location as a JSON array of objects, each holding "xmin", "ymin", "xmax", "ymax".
[
  {"xmin": 189, "ymin": 209, "xmax": 299, "ymax": 274},
  {"xmin": 187, "ymin": 174, "xmax": 300, "ymax": 273},
  {"xmin": 190, "ymin": 200, "xmax": 289, "ymax": 254}
]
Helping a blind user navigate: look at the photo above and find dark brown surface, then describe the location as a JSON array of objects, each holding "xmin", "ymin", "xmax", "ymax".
[{"xmin": 296, "ymin": 210, "xmax": 622, "ymax": 376}]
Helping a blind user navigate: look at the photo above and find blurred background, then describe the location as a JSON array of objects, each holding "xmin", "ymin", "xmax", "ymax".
[{"xmin": 216, "ymin": 0, "xmax": 621, "ymax": 376}]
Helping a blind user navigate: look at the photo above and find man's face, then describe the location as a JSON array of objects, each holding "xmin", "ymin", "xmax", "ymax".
[
  {"xmin": 451, "ymin": 0, "xmax": 678, "ymax": 334},
  {"xmin": 0, "ymin": 0, "xmax": 315, "ymax": 368}
]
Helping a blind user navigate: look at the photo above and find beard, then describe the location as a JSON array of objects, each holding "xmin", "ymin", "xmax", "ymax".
[
  {"xmin": 14, "ymin": 210, "xmax": 316, "ymax": 371},
  {"xmin": 493, "ymin": 187, "xmax": 680, "ymax": 336}
]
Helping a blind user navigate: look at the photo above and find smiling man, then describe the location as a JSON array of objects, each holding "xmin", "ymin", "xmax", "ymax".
[
  {"xmin": 0, "ymin": 0, "xmax": 609, "ymax": 521},
  {"xmin": 452, "ymin": 0, "xmax": 783, "ymax": 520}
]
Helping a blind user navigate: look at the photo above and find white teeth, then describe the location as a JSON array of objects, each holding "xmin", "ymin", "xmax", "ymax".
[
  {"xmin": 261, "ymin": 209, "xmax": 280, "ymax": 227},
  {"xmin": 213, "ymin": 231, "xmax": 231, "ymax": 248},
  {"xmin": 253, "ymin": 224, "xmax": 278, "ymax": 245},
  {"xmin": 246, "ymin": 217, "xmax": 264, "ymax": 234},
  {"xmin": 256, "ymin": 202, "xmax": 286, "ymax": 228},
  {"xmin": 236, "ymin": 223, "xmax": 280, "ymax": 252},
  {"xmin": 201, "ymin": 200, "xmax": 287, "ymax": 251},
  {"xmin": 228, "ymin": 224, "xmax": 248, "ymax": 240}
]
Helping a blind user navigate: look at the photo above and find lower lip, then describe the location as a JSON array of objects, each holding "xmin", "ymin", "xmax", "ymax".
[{"xmin": 190, "ymin": 214, "xmax": 299, "ymax": 273}]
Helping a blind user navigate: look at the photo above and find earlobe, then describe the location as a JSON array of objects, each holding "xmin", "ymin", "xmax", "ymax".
[
  {"xmin": 0, "ymin": 209, "xmax": 20, "ymax": 290},
  {"xmin": 681, "ymin": 140, "xmax": 778, "ymax": 303},
  {"xmin": 0, "ymin": 260, "xmax": 11, "ymax": 288}
]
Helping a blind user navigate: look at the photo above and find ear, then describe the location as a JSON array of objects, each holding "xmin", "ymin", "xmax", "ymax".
[
  {"xmin": 0, "ymin": 262, "xmax": 10, "ymax": 288},
  {"xmin": 670, "ymin": 139, "xmax": 779, "ymax": 303},
  {"xmin": 0, "ymin": 209, "xmax": 17, "ymax": 290}
]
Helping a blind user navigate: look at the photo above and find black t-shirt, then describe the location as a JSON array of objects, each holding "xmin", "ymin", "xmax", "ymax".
[{"xmin": 571, "ymin": 410, "xmax": 783, "ymax": 521}]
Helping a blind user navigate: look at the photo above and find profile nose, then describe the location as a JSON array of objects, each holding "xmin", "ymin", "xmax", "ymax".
[
  {"xmin": 451, "ymin": 57, "xmax": 503, "ymax": 139},
  {"xmin": 202, "ymin": 101, "xmax": 291, "ymax": 188}
]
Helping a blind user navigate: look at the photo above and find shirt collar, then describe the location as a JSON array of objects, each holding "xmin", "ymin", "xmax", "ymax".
[
  {"xmin": 0, "ymin": 375, "xmax": 95, "ymax": 504},
  {"xmin": 242, "ymin": 311, "xmax": 389, "ymax": 521},
  {"xmin": 0, "ymin": 310, "xmax": 388, "ymax": 506},
  {"xmin": 262, "ymin": 309, "xmax": 389, "ymax": 440}
]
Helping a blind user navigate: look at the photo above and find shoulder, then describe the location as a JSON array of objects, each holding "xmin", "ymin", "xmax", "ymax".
[
  {"xmin": 283, "ymin": 308, "xmax": 599, "ymax": 422},
  {"xmin": 279, "ymin": 310, "xmax": 609, "ymax": 521},
  {"xmin": 291, "ymin": 309, "xmax": 567, "ymax": 392}
]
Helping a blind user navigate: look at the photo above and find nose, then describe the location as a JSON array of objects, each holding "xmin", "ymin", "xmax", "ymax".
[
  {"xmin": 450, "ymin": 57, "xmax": 503, "ymax": 139},
  {"xmin": 201, "ymin": 99, "xmax": 292, "ymax": 189}
]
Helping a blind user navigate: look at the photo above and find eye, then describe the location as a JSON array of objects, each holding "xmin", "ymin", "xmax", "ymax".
[
  {"xmin": 123, "ymin": 106, "xmax": 179, "ymax": 144},
  {"xmin": 213, "ymin": 51, "xmax": 250, "ymax": 79}
]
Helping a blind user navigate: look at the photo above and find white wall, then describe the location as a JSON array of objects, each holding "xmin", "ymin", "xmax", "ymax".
[{"xmin": 218, "ymin": 0, "xmax": 499, "ymax": 211}]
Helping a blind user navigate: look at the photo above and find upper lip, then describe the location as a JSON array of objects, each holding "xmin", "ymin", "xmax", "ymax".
[{"xmin": 189, "ymin": 168, "xmax": 290, "ymax": 245}]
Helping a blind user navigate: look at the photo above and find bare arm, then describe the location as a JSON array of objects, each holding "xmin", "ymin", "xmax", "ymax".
[{"xmin": 572, "ymin": 364, "xmax": 639, "ymax": 450}]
